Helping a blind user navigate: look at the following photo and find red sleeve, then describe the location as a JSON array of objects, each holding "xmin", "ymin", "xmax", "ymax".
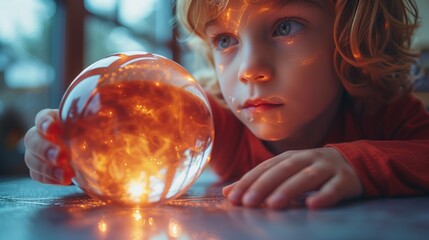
[
  {"xmin": 206, "ymin": 94, "xmax": 273, "ymax": 181},
  {"xmin": 327, "ymin": 94, "xmax": 429, "ymax": 197}
]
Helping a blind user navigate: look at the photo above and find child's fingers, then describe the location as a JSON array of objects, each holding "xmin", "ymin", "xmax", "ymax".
[
  {"xmin": 222, "ymin": 182, "xmax": 236, "ymax": 196},
  {"xmin": 240, "ymin": 159, "xmax": 311, "ymax": 207},
  {"xmin": 305, "ymin": 175, "xmax": 345, "ymax": 209},
  {"xmin": 24, "ymin": 126, "xmax": 62, "ymax": 165},
  {"xmin": 25, "ymin": 150, "xmax": 73, "ymax": 185},
  {"xmin": 265, "ymin": 165, "xmax": 332, "ymax": 209},
  {"xmin": 24, "ymin": 148, "xmax": 52, "ymax": 174},
  {"xmin": 225, "ymin": 151, "xmax": 298, "ymax": 205},
  {"xmin": 226, "ymin": 157, "xmax": 284, "ymax": 205},
  {"xmin": 24, "ymin": 125, "xmax": 73, "ymax": 185},
  {"xmin": 29, "ymin": 170, "xmax": 64, "ymax": 185},
  {"xmin": 29, "ymin": 168, "xmax": 73, "ymax": 185},
  {"xmin": 35, "ymin": 108, "xmax": 59, "ymax": 126},
  {"xmin": 35, "ymin": 109, "xmax": 62, "ymax": 139}
]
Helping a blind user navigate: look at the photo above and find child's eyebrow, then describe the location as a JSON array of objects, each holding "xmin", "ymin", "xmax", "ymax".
[
  {"xmin": 204, "ymin": 19, "xmax": 220, "ymax": 31},
  {"xmin": 204, "ymin": 0, "xmax": 322, "ymax": 30}
]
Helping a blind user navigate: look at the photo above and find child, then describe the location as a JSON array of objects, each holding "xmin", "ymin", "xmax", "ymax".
[{"xmin": 24, "ymin": 0, "xmax": 429, "ymax": 209}]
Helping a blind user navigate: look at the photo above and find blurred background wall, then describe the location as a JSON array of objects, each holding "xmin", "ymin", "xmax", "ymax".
[{"xmin": 0, "ymin": 0, "xmax": 428, "ymax": 176}]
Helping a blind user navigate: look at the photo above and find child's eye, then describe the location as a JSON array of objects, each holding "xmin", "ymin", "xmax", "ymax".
[
  {"xmin": 212, "ymin": 35, "xmax": 238, "ymax": 50},
  {"xmin": 273, "ymin": 19, "xmax": 303, "ymax": 37}
]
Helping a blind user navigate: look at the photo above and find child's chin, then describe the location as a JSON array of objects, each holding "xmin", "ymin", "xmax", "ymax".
[{"xmin": 247, "ymin": 124, "xmax": 291, "ymax": 141}]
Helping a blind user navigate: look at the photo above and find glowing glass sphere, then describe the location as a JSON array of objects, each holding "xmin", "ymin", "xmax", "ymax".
[{"xmin": 59, "ymin": 52, "xmax": 214, "ymax": 206}]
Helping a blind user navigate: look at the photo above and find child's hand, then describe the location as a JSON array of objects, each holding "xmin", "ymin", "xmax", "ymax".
[
  {"xmin": 222, "ymin": 147, "xmax": 363, "ymax": 209},
  {"xmin": 24, "ymin": 109, "xmax": 74, "ymax": 185}
]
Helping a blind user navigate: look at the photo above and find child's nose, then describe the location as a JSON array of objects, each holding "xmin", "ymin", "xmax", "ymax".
[
  {"xmin": 238, "ymin": 47, "xmax": 274, "ymax": 84},
  {"xmin": 239, "ymin": 72, "xmax": 270, "ymax": 83}
]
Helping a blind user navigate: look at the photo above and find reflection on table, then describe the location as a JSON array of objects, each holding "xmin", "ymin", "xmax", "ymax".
[{"xmin": 1, "ymin": 170, "xmax": 429, "ymax": 240}]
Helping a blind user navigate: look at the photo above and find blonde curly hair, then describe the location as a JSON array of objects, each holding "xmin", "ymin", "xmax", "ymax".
[{"xmin": 176, "ymin": 0, "xmax": 419, "ymax": 103}]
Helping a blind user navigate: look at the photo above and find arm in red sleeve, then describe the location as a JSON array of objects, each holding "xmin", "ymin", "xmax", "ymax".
[
  {"xmin": 328, "ymin": 140, "xmax": 429, "ymax": 197},
  {"xmin": 327, "ymin": 94, "xmax": 429, "ymax": 197}
]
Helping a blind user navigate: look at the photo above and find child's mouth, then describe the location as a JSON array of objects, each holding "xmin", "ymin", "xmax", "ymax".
[
  {"xmin": 240, "ymin": 97, "xmax": 285, "ymax": 111},
  {"xmin": 245, "ymin": 103, "xmax": 284, "ymax": 111}
]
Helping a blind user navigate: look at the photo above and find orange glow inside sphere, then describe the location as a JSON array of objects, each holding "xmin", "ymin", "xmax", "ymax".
[{"xmin": 59, "ymin": 52, "xmax": 214, "ymax": 206}]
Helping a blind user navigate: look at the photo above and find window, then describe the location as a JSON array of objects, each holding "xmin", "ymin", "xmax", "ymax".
[
  {"xmin": 84, "ymin": 0, "xmax": 175, "ymax": 65},
  {"xmin": 0, "ymin": 0, "xmax": 57, "ymax": 174}
]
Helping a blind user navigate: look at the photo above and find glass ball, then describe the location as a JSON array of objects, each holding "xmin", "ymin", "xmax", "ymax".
[{"xmin": 59, "ymin": 52, "xmax": 214, "ymax": 206}]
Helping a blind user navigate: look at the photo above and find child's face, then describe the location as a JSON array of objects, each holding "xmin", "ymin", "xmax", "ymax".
[{"xmin": 205, "ymin": 0, "xmax": 342, "ymax": 141}]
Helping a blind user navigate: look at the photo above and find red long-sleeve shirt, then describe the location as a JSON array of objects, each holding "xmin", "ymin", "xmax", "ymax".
[{"xmin": 207, "ymin": 93, "xmax": 429, "ymax": 198}]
